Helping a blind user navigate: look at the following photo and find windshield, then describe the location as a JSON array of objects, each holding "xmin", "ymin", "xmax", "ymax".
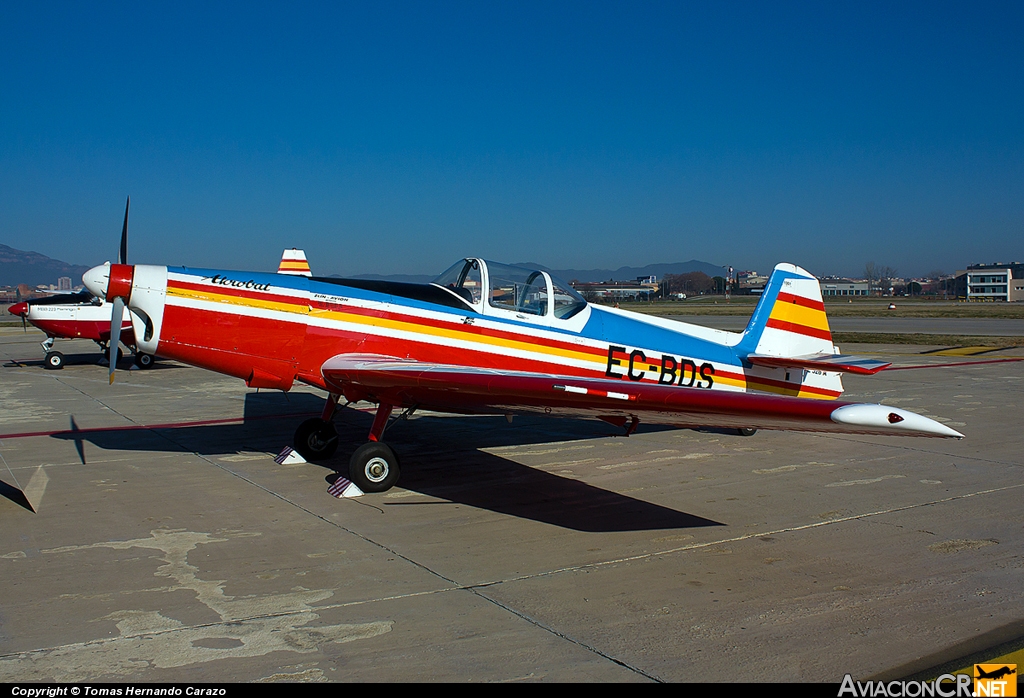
[
  {"xmin": 432, "ymin": 259, "xmax": 483, "ymax": 305},
  {"xmin": 29, "ymin": 290, "xmax": 98, "ymax": 306}
]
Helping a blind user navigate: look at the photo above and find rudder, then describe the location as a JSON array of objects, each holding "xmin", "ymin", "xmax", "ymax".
[{"xmin": 736, "ymin": 263, "xmax": 834, "ymax": 358}]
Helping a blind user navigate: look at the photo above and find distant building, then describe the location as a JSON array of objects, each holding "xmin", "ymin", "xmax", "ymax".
[
  {"xmin": 818, "ymin": 279, "xmax": 870, "ymax": 297},
  {"xmin": 58, "ymin": 276, "xmax": 72, "ymax": 291},
  {"xmin": 573, "ymin": 279, "xmax": 659, "ymax": 301},
  {"xmin": 736, "ymin": 271, "xmax": 767, "ymax": 295},
  {"xmin": 956, "ymin": 263, "xmax": 1024, "ymax": 302}
]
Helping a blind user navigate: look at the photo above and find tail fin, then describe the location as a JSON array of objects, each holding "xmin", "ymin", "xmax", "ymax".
[
  {"xmin": 736, "ymin": 263, "xmax": 833, "ymax": 358},
  {"xmin": 278, "ymin": 249, "xmax": 312, "ymax": 277}
]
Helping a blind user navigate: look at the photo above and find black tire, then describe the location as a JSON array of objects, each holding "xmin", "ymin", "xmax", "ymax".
[
  {"xmin": 737, "ymin": 428, "xmax": 757, "ymax": 437},
  {"xmin": 44, "ymin": 351, "xmax": 64, "ymax": 370},
  {"xmin": 134, "ymin": 353, "xmax": 154, "ymax": 369},
  {"xmin": 349, "ymin": 442, "xmax": 400, "ymax": 493},
  {"xmin": 293, "ymin": 418, "xmax": 338, "ymax": 461}
]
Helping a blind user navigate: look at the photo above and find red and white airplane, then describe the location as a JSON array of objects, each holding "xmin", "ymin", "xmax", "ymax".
[
  {"xmin": 8, "ymin": 200, "xmax": 145, "ymax": 370},
  {"xmin": 8, "ymin": 293, "xmax": 139, "ymax": 370},
  {"xmin": 79, "ymin": 231, "xmax": 963, "ymax": 494}
]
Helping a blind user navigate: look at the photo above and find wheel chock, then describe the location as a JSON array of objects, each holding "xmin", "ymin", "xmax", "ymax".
[
  {"xmin": 328, "ymin": 476, "xmax": 364, "ymax": 498},
  {"xmin": 274, "ymin": 446, "xmax": 307, "ymax": 465}
]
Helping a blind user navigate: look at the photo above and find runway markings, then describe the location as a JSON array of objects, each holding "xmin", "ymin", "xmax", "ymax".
[
  {"xmin": 886, "ymin": 357, "xmax": 1024, "ymax": 371},
  {"xmin": 921, "ymin": 346, "xmax": 1014, "ymax": 357}
]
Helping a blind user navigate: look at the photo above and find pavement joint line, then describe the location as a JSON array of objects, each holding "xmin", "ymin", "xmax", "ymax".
[{"xmin": 462, "ymin": 589, "xmax": 664, "ymax": 682}]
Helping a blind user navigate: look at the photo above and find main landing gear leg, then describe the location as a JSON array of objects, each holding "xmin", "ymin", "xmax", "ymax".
[
  {"xmin": 292, "ymin": 393, "xmax": 341, "ymax": 462},
  {"xmin": 349, "ymin": 402, "xmax": 401, "ymax": 493}
]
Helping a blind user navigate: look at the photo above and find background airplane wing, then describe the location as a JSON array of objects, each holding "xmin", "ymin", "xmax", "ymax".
[{"xmin": 320, "ymin": 354, "xmax": 962, "ymax": 438}]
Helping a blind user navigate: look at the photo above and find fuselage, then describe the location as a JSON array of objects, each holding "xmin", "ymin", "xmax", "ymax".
[
  {"xmin": 10, "ymin": 293, "xmax": 134, "ymax": 345},
  {"xmin": 113, "ymin": 260, "xmax": 843, "ymax": 401}
]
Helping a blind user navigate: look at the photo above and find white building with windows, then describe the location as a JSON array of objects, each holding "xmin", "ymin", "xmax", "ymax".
[
  {"xmin": 820, "ymin": 280, "xmax": 870, "ymax": 297},
  {"xmin": 965, "ymin": 263, "xmax": 1024, "ymax": 302}
]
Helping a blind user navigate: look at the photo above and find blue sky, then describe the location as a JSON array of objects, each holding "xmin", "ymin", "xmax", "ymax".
[{"xmin": 1, "ymin": 1, "xmax": 1021, "ymax": 279}]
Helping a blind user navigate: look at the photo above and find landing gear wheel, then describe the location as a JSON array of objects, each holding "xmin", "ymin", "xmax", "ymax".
[
  {"xmin": 293, "ymin": 418, "xmax": 338, "ymax": 461},
  {"xmin": 737, "ymin": 428, "xmax": 757, "ymax": 436},
  {"xmin": 134, "ymin": 353, "xmax": 154, "ymax": 369},
  {"xmin": 104, "ymin": 348, "xmax": 124, "ymax": 366},
  {"xmin": 44, "ymin": 351, "xmax": 64, "ymax": 370},
  {"xmin": 349, "ymin": 442, "xmax": 400, "ymax": 493}
]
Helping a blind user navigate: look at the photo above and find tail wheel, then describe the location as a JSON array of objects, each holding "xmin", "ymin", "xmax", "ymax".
[
  {"xmin": 349, "ymin": 442, "xmax": 400, "ymax": 493},
  {"xmin": 293, "ymin": 418, "xmax": 338, "ymax": 461},
  {"xmin": 44, "ymin": 352, "xmax": 64, "ymax": 370}
]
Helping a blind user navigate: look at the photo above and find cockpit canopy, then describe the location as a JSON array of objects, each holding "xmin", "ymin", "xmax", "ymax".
[{"xmin": 432, "ymin": 259, "xmax": 588, "ymax": 320}]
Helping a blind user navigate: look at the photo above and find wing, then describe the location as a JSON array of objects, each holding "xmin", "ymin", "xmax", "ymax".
[{"xmin": 321, "ymin": 354, "xmax": 962, "ymax": 438}]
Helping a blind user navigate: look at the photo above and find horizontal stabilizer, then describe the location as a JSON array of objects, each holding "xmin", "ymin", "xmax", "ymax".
[{"xmin": 746, "ymin": 353, "xmax": 890, "ymax": 375}]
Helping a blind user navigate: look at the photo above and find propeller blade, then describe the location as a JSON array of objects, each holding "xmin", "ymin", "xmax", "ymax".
[
  {"xmin": 109, "ymin": 296, "xmax": 124, "ymax": 384},
  {"xmin": 22, "ymin": 314, "xmax": 26, "ymax": 333},
  {"xmin": 119, "ymin": 196, "xmax": 130, "ymax": 265}
]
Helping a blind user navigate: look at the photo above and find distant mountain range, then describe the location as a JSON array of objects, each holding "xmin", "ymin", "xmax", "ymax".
[
  {"xmin": 0, "ymin": 242, "xmax": 726, "ymax": 290},
  {"xmin": 350, "ymin": 259, "xmax": 726, "ymax": 284},
  {"xmin": 0, "ymin": 244, "xmax": 92, "ymax": 288}
]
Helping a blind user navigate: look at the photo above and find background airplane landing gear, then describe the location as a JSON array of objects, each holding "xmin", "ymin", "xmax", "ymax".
[
  {"xmin": 293, "ymin": 418, "xmax": 338, "ymax": 461},
  {"xmin": 349, "ymin": 442, "xmax": 400, "ymax": 493},
  {"xmin": 101, "ymin": 347, "xmax": 124, "ymax": 365},
  {"xmin": 44, "ymin": 351, "xmax": 64, "ymax": 370},
  {"xmin": 134, "ymin": 353, "xmax": 154, "ymax": 369},
  {"xmin": 737, "ymin": 428, "xmax": 757, "ymax": 436}
]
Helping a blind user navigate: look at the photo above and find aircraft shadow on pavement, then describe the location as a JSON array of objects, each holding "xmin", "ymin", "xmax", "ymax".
[{"xmin": 51, "ymin": 391, "xmax": 724, "ymax": 532}]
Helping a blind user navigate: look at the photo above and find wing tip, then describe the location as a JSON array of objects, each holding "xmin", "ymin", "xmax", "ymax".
[{"xmin": 831, "ymin": 404, "xmax": 964, "ymax": 438}]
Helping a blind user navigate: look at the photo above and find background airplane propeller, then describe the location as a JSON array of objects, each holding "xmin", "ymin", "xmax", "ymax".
[{"xmin": 108, "ymin": 196, "xmax": 129, "ymax": 383}]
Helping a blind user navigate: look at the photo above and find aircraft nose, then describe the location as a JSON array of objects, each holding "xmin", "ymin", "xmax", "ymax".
[
  {"xmin": 82, "ymin": 263, "xmax": 111, "ymax": 298},
  {"xmin": 8, "ymin": 302, "xmax": 27, "ymax": 317}
]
